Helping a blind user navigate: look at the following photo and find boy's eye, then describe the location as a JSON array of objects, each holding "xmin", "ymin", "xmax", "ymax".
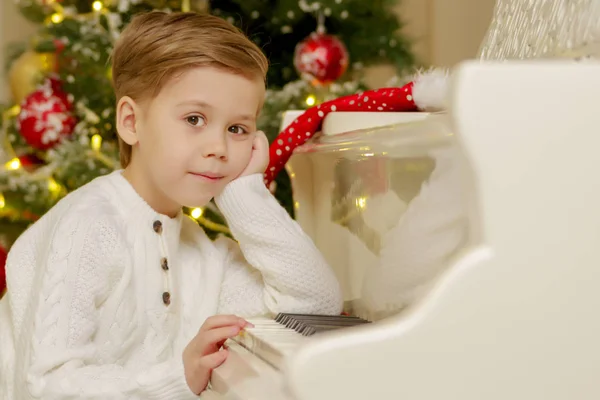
[
  {"xmin": 186, "ymin": 115, "xmax": 205, "ymax": 126},
  {"xmin": 228, "ymin": 125, "xmax": 248, "ymax": 135}
]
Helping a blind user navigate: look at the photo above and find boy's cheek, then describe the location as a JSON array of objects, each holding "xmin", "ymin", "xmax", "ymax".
[
  {"xmin": 240, "ymin": 151, "xmax": 253, "ymax": 171},
  {"xmin": 230, "ymin": 149, "xmax": 253, "ymax": 180},
  {"xmin": 239, "ymin": 143, "xmax": 254, "ymax": 165}
]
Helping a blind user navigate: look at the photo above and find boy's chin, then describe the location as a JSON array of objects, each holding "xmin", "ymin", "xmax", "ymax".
[
  {"xmin": 180, "ymin": 198, "xmax": 212, "ymax": 209},
  {"xmin": 176, "ymin": 179, "xmax": 232, "ymax": 208},
  {"xmin": 177, "ymin": 193, "xmax": 214, "ymax": 210}
]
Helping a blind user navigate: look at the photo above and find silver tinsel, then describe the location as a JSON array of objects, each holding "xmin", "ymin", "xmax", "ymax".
[{"xmin": 479, "ymin": 0, "xmax": 600, "ymax": 60}]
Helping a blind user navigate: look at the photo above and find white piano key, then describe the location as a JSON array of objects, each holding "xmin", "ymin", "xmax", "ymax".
[{"xmin": 231, "ymin": 319, "xmax": 308, "ymax": 369}]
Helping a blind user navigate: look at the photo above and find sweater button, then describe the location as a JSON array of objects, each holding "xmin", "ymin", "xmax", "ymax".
[
  {"xmin": 162, "ymin": 291, "xmax": 171, "ymax": 306},
  {"xmin": 153, "ymin": 220, "xmax": 162, "ymax": 234},
  {"xmin": 161, "ymin": 257, "xmax": 169, "ymax": 271}
]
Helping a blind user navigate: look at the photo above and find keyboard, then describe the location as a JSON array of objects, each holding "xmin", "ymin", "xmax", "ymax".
[{"xmin": 232, "ymin": 313, "xmax": 371, "ymax": 369}]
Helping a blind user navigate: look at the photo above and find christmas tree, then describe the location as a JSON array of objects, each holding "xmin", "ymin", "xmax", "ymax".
[{"xmin": 0, "ymin": 0, "xmax": 415, "ymax": 291}]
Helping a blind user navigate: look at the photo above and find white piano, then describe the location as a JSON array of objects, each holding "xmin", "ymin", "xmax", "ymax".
[{"xmin": 208, "ymin": 60, "xmax": 600, "ymax": 399}]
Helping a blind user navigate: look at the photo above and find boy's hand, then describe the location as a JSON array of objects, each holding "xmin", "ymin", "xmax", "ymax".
[
  {"xmin": 182, "ymin": 315, "xmax": 252, "ymax": 395},
  {"xmin": 239, "ymin": 131, "xmax": 269, "ymax": 178}
]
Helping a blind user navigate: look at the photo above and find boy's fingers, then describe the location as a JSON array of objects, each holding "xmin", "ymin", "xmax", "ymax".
[
  {"xmin": 200, "ymin": 315, "xmax": 247, "ymax": 332},
  {"xmin": 254, "ymin": 131, "xmax": 269, "ymax": 151},
  {"xmin": 198, "ymin": 325, "xmax": 243, "ymax": 352},
  {"xmin": 199, "ymin": 349, "xmax": 229, "ymax": 370},
  {"xmin": 255, "ymin": 130, "xmax": 267, "ymax": 140}
]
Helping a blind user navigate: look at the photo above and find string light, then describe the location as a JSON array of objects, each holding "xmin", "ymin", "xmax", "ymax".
[
  {"xmin": 305, "ymin": 95, "xmax": 316, "ymax": 106},
  {"xmin": 5, "ymin": 158, "xmax": 21, "ymax": 171},
  {"xmin": 50, "ymin": 13, "xmax": 64, "ymax": 24},
  {"xmin": 4, "ymin": 105, "xmax": 20, "ymax": 118},
  {"xmin": 92, "ymin": 1, "xmax": 104, "ymax": 11},
  {"xmin": 355, "ymin": 197, "xmax": 367, "ymax": 209},
  {"xmin": 190, "ymin": 208, "xmax": 203, "ymax": 219},
  {"xmin": 47, "ymin": 178, "xmax": 61, "ymax": 195},
  {"xmin": 91, "ymin": 134, "xmax": 102, "ymax": 151},
  {"xmin": 0, "ymin": 193, "xmax": 5, "ymax": 209}
]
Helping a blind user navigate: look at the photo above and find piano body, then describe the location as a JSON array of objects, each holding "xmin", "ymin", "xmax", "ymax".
[{"xmin": 209, "ymin": 60, "xmax": 600, "ymax": 399}]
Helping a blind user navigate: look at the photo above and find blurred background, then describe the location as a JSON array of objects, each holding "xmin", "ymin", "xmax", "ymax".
[{"xmin": 1, "ymin": 1, "xmax": 497, "ymax": 99}]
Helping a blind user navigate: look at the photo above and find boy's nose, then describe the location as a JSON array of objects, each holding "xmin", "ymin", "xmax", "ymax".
[{"xmin": 202, "ymin": 132, "xmax": 228, "ymax": 160}]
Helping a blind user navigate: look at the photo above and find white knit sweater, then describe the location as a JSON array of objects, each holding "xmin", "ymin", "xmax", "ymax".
[{"xmin": 0, "ymin": 170, "xmax": 342, "ymax": 399}]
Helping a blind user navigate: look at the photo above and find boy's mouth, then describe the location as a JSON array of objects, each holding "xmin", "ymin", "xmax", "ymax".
[{"xmin": 190, "ymin": 171, "xmax": 225, "ymax": 181}]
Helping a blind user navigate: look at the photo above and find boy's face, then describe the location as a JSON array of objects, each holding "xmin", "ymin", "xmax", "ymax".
[{"xmin": 120, "ymin": 66, "xmax": 265, "ymax": 213}]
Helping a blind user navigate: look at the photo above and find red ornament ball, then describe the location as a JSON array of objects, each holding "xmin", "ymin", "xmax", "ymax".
[
  {"xmin": 19, "ymin": 153, "xmax": 44, "ymax": 171},
  {"xmin": 17, "ymin": 78, "xmax": 76, "ymax": 150},
  {"xmin": 293, "ymin": 32, "xmax": 349, "ymax": 84},
  {"xmin": 53, "ymin": 38, "xmax": 66, "ymax": 54}
]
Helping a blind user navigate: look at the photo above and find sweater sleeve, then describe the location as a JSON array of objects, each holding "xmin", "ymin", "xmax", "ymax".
[
  {"xmin": 16, "ymin": 211, "xmax": 197, "ymax": 400},
  {"xmin": 214, "ymin": 174, "xmax": 343, "ymax": 317}
]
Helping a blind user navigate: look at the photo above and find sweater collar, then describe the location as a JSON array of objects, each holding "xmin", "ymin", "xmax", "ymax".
[{"xmin": 107, "ymin": 170, "xmax": 183, "ymax": 238}]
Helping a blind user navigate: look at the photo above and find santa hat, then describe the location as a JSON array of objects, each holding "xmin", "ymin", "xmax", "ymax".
[{"xmin": 264, "ymin": 68, "xmax": 449, "ymax": 186}]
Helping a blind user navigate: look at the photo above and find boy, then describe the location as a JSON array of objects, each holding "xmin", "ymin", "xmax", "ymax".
[{"xmin": 0, "ymin": 11, "xmax": 342, "ymax": 399}]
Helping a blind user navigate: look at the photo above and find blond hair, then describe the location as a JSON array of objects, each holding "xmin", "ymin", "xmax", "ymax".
[{"xmin": 111, "ymin": 11, "xmax": 269, "ymax": 167}]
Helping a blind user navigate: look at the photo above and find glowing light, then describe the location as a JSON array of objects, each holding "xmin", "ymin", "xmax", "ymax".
[
  {"xmin": 355, "ymin": 197, "xmax": 367, "ymax": 209},
  {"xmin": 0, "ymin": 193, "xmax": 5, "ymax": 209},
  {"xmin": 91, "ymin": 134, "xmax": 102, "ymax": 151},
  {"xmin": 305, "ymin": 95, "xmax": 316, "ymax": 106},
  {"xmin": 190, "ymin": 208, "xmax": 203, "ymax": 219},
  {"xmin": 5, "ymin": 158, "xmax": 21, "ymax": 171},
  {"xmin": 92, "ymin": 1, "xmax": 104, "ymax": 11},
  {"xmin": 51, "ymin": 13, "xmax": 64, "ymax": 24},
  {"xmin": 7, "ymin": 105, "xmax": 20, "ymax": 116},
  {"xmin": 48, "ymin": 178, "xmax": 60, "ymax": 194}
]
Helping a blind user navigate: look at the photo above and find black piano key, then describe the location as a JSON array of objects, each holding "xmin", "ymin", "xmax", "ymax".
[
  {"xmin": 300, "ymin": 326, "xmax": 315, "ymax": 336},
  {"xmin": 286, "ymin": 316, "xmax": 369, "ymax": 328},
  {"xmin": 285, "ymin": 320, "xmax": 296, "ymax": 329},
  {"xmin": 275, "ymin": 313, "xmax": 371, "ymax": 337},
  {"xmin": 279, "ymin": 313, "xmax": 363, "ymax": 321},
  {"xmin": 289, "ymin": 320, "xmax": 303, "ymax": 330}
]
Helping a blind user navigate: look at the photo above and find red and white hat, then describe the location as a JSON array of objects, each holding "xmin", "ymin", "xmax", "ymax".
[{"xmin": 264, "ymin": 68, "xmax": 449, "ymax": 186}]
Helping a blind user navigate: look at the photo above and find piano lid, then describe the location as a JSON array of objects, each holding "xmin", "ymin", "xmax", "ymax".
[{"xmin": 286, "ymin": 112, "xmax": 471, "ymax": 322}]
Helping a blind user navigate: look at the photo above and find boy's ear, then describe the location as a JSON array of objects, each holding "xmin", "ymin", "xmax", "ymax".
[{"xmin": 116, "ymin": 96, "xmax": 141, "ymax": 145}]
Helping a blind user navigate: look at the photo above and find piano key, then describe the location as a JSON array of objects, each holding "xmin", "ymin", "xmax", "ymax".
[
  {"xmin": 230, "ymin": 314, "xmax": 373, "ymax": 369},
  {"xmin": 275, "ymin": 313, "xmax": 364, "ymax": 322},
  {"xmin": 274, "ymin": 313, "xmax": 371, "ymax": 336}
]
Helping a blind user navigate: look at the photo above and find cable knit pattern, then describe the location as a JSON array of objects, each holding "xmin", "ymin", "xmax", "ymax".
[
  {"xmin": 215, "ymin": 175, "xmax": 343, "ymax": 316},
  {"xmin": 0, "ymin": 170, "xmax": 342, "ymax": 399}
]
